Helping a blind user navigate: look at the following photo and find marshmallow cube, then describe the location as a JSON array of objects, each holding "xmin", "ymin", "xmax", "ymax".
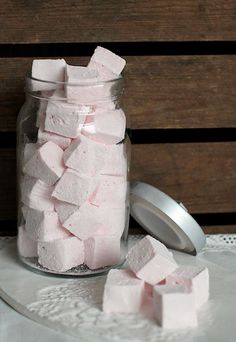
[
  {"xmin": 126, "ymin": 235, "xmax": 178, "ymax": 285},
  {"xmin": 36, "ymin": 94, "xmax": 52, "ymax": 128},
  {"xmin": 166, "ymin": 266, "xmax": 209, "ymax": 309},
  {"xmin": 45, "ymin": 100, "xmax": 91, "ymax": 138},
  {"xmin": 88, "ymin": 46, "xmax": 126, "ymax": 78},
  {"xmin": 84, "ymin": 235, "xmax": 120, "ymax": 270},
  {"xmin": 17, "ymin": 226, "xmax": 37, "ymax": 258},
  {"xmin": 52, "ymin": 169, "xmax": 97, "ymax": 206},
  {"xmin": 66, "ymin": 65, "xmax": 98, "ymax": 83},
  {"xmin": 65, "ymin": 65, "xmax": 102, "ymax": 103},
  {"xmin": 23, "ymin": 141, "xmax": 65, "ymax": 186},
  {"xmin": 82, "ymin": 61, "xmax": 120, "ymax": 105},
  {"xmin": 54, "ymin": 200, "xmax": 79, "ymax": 224},
  {"xmin": 23, "ymin": 143, "xmax": 38, "ymax": 164},
  {"xmin": 89, "ymin": 175, "xmax": 127, "ymax": 208},
  {"xmin": 31, "ymin": 59, "xmax": 66, "ymax": 91},
  {"xmin": 24, "ymin": 207, "xmax": 70, "ymax": 241},
  {"xmin": 38, "ymin": 124, "xmax": 71, "ymax": 150},
  {"xmin": 101, "ymin": 143, "xmax": 127, "ymax": 176},
  {"xmin": 153, "ymin": 284, "xmax": 198, "ymax": 329},
  {"xmin": 63, "ymin": 203, "xmax": 125, "ymax": 240},
  {"xmin": 63, "ymin": 135, "xmax": 107, "ymax": 176},
  {"xmin": 21, "ymin": 175, "xmax": 54, "ymax": 211},
  {"xmin": 103, "ymin": 269, "xmax": 144, "ymax": 313},
  {"xmin": 36, "ymin": 89, "xmax": 66, "ymax": 128},
  {"xmin": 83, "ymin": 108, "xmax": 126, "ymax": 144},
  {"xmin": 38, "ymin": 236, "xmax": 84, "ymax": 272},
  {"xmin": 88, "ymin": 60, "xmax": 117, "ymax": 82}
]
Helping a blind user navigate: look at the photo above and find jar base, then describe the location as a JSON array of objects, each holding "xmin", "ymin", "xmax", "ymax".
[{"xmin": 18, "ymin": 254, "xmax": 125, "ymax": 278}]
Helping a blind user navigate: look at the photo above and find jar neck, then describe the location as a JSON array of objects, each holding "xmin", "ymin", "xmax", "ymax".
[{"xmin": 25, "ymin": 74, "xmax": 124, "ymax": 106}]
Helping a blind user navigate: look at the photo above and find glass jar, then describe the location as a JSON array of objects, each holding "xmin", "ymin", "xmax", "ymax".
[{"xmin": 17, "ymin": 73, "xmax": 130, "ymax": 276}]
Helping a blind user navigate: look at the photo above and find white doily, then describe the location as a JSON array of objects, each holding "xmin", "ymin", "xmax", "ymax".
[
  {"xmin": 0, "ymin": 235, "xmax": 236, "ymax": 342},
  {"xmin": 27, "ymin": 278, "xmax": 203, "ymax": 342},
  {"xmin": 205, "ymin": 234, "xmax": 236, "ymax": 247}
]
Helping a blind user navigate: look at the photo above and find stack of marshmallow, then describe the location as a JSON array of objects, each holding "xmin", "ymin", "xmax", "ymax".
[
  {"xmin": 103, "ymin": 235, "xmax": 209, "ymax": 329},
  {"xmin": 18, "ymin": 47, "xmax": 128, "ymax": 272}
]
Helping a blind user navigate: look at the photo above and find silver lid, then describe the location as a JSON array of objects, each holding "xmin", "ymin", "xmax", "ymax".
[{"xmin": 130, "ymin": 182, "xmax": 206, "ymax": 255}]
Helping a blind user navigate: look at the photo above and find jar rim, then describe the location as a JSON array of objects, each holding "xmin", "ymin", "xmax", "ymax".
[{"xmin": 26, "ymin": 71, "xmax": 123, "ymax": 88}]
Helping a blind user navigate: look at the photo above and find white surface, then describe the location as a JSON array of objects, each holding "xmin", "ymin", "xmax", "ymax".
[
  {"xmin": 0, "ymin": 235, "xmax": 236, "ymax": 341},
  {"xmin": 0, "ymin": 299, "xmax": 78, "ymax": 342}
]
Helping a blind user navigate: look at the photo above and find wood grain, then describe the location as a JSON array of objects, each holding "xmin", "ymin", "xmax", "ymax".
[
  {"xmin": 0, "ymin": 1, "xmax": 235, "ymax": 43},
  {"xmin": 1, "ymin": 142, "xmax": 236, "ymax": 220},
  {"xmin": 0, "ymin": 55, "xmax": 236, "ymax": 132},
  {"xmin": 131, "ymin": 142, "xmax": 236, "ymax": 214}
]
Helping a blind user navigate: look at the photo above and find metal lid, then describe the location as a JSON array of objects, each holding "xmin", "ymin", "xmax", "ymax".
[{"xmin": 130, "ymin": 182, "xmax": 206, "ymax": 255}]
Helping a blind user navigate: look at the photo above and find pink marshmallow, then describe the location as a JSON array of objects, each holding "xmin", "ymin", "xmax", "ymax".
[
  {"xmin": 35, "ymin": 92, "xmax": 54, "ymax": 128},
  {"xmin": 83, "ymin": 108, "xmax": 126, "ymax": 144},
  {"xmin": 83, "ymin": 61, "xmax": 120, "ymax": 108},
  {"xmin": 89, "ymin": 175, "xmax": 127, "ymax": 208},
  {"xmin": 36, "ymin": 89, "xmax": 65, "ymax": 128},
  {"xmin": 166, "ymin": 266, "xmax": 209, "ymax": 309},
  {"xmin": 101, "ymin": 143, "xmax": 127, "ymax": 176},
  {"xmin": 52, "ymin": 169, "xmax": 98, "ymax": 206},
  {"xmin": 31, "ymin": 59, "xmax": 66, "ymax": 91},
  {"xmin": 126, "ymin": 235, "xmax": 178, "ymax": 285},
  {"xmin": 63, "ymin": 135, "xmax": 107, "ymax": 176},
  {"xmin": 84, "ymin": 235, "xmax": 120, "ymax": 270},
  {"xmin": 63, "ymin": 202, "xmax": 125, "ymax": 240},
  {"xmin": 88, "ymin": 46, "xmax": 126, "ymax": 79},
  {"xmin": 38, "ymin": 236, "xmax": 84, "ymax": 272},
  {"xmin": 66, "ymin": 65, "xmax": 98, "ymax": 82},
  {"xmin": 153, "ymin": 284, "xmax": 198, "ymax": 329},
  {"xmin": 37, "ymin": 123, "xmax": 71, "ymax": 150},
  {"xmin": 23, "ymin": 141, "xmax": 65, "ymax": 185},
  {"xmin": 45, "ymin": 100, "xmax": 92, "ymax": 138},
  {"xmin": 21, "ymin": 175, "xmax": 54, "ymax": 211},
  {"xmin": 88, "ymin": 60, "xmax": 116, "ymax": 82},
  {"xmin": 23, "ymin": 143, "xmax": 38, "ymax": 164},
  {"xmin": 54, "ymin": 200, "xmax": 79, "ymax": 224},
  {"xmin": 103, "ymin": 269, "xmax": 144, "ymax": 313},
  {"xmin": 24, "ymin": 207, "xmax": 70, "ymax": 241},
  {"xmin": 17, "ymin": 225, "xmax": 37, "ymax": 258},
  {"xmin": 65, "ymin": 65, "xmax": 102, "ymax": 104}
]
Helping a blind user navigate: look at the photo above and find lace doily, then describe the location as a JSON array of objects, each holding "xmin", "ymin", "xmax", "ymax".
[
  {"xmin": 0, "ymin": 234, "xmax": 236, "ymax": 342},
  {"xmin": 27, "ymin": 279, "xmax": 194, "ymax": 342},
  {"xmin": 205, "ymin": 234, "xmax": 236, "ymax": 247}
]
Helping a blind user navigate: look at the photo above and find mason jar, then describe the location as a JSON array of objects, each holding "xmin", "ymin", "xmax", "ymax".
[{"xmin": 17, "ymin": 72, "xmax": 130, "ymax": 276}]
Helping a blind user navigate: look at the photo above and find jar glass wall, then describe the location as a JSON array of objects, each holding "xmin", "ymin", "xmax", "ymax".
[{"xmin": 17, "ymin": 75, "xmax": 130, "ymax": 276}]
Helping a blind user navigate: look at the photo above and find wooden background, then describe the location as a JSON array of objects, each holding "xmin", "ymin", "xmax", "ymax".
[{"xmin": 0, "ymin": 0, "xmax": 236, "ymax": 235}]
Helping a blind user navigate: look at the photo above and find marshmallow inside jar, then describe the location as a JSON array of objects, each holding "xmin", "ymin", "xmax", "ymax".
[{"xmin": 17, "ymin": 47, "xmax": 130, "ymax": 276}]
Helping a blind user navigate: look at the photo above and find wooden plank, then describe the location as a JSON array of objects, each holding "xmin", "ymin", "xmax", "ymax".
[
  {"xmin": 0, "ymin": 55, "xmax": 236, "ymax": 132},
  {"xmin": 1, "ymin": 142, "xmax": 236, "ymax": 220},
  {"xmin": 202, "ymin": 225, "xmax": 236, "ymax": 234},
  {"xmin": 131, "ymin": 142, "xmax": 236, "ymax": 213},
  {"xmin": 0, "ymin": 1, "xmax": 235, "ymax": 43}
]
